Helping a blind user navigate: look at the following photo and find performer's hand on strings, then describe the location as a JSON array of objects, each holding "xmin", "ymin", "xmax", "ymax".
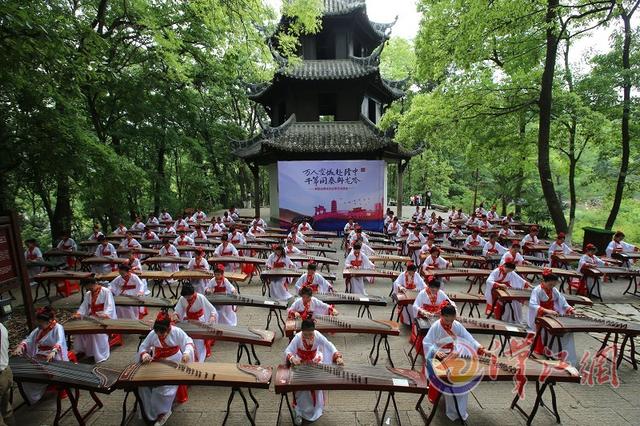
[{"xmin": 141, "ymin": 353, "xmax": 152, "ymax": 363}]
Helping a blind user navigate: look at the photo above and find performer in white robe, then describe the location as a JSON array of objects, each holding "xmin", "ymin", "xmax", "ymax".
[
  {"xmin": 392, "ymin": 263, "xmax": 426, "ymax": 325},
  {"xmin": 159, "ymin": 209, "xmax": 173, "ymax": 223},
  {"xmin": 407, "ymin": 229, "xmax": 427, "ymax": 263},
  {"xmin": 251, "ymin": 216, "xmax": 267, "ymax": 228},
  {"xmin": 93, "ymin": 235, "xmax": 118, "ymax": 274},
  {"xmin": 500, "ymin": 243, "xmax": 528, "ymax": 265},
  {"xmin": 191, "ymin": 209, "xmax": 207, "ymax": 223},
  {"xmin": 528, "ymin": 272, "xmax": 577, "ymax": 365},
  {"xmin": 294, "ymin": 262, "xmax": 333, "ymax": 293},
  {"xmin": 578, "ymin": 243, "xmax": 610, "ymax": 295},
  {"xmin": 484, "ymin": 262, "xmax": 528, "ymax": 323},
  {"xmin": 130, "ymin": 216, "xmax": 145, "ymax": 232},
  {"xmin": 137, "ymin": 312, "xmax": 194, "ymax": 424},
  {"xmin": 174, "ymin": 283, "xmax": 217, "ymax": 362},
  {"xmin": 88, "ymin": 225, "xmax": 104, "ymax": 241},
  {"xmin": 159, "ymin": 240, "xmax": 181, "ymax": 273},
  {"xmin": 13, "ymin": 306, "xmax": 68, "ymax": 404},
  {"xmin": 477, "ymin": 215, "xmax": 493, "ymax": 230},
  {"xmin": 141, "ymin": 227, "xmax": 160, "ymax": 242},
  {"xmin": 190, "ymin": 225, "xmax": 207, "ymax": 242},
  {"xmin": 482, "ymin": 235, "xmax": 507, "ymax": 256},
  {"xmin": 463, "ymin": 229, "xmax": 485, "ymax": 251},
  {"xmin": 285, "ymin": 239, "xmax": 304, "ymax": 268},
  {"xmin": 284, "ymin": 320, "xmax": 343, "ymax": 424},
  {"xmin": 24, "ymin": 239, "xmax": 44, "ymax": 279},
  {"xmin": 186, "ymin": 248, "xmax": 210, "ymax": 294},
  {"xmin": 73, "ymin": 282, "xmax": 116, "ymax": 362},
  {"xmin": 146, "ymin": 213, "xmax": 159, "ymax": 226},
  {"xmin": 396, "ymin": 224, "xmax": 411, "ymax": 255},
  {"xmin": 498, "ymin": 222, "xmax": 516, "ymax": 239},
  {"xmin": 288, "ymin": 286, "xmax": 337, "ymax": 319},
  {"xmin": 343, "ymin": 219, "xmax": 357, "ymax": 236},
  {"xmin": 173, "ymin": 228, "xmax": 194, "ymax": 258},
  {"xmin": 297, "ymin": 220, "xmax": 313, "ymax": 233},
  {"xmin": 422, "ymin": 304, "xmax": 487, "ymax": 422},
  {"xmin": 421, "ymin": 247, "xmax": 451, "ymax": 281},
  {"xmin": 205, "ymin": 267, "xmax": 238, "ymax": 326},
  {"xmin": 348, "ymin": 227, "xmax": 370, "ymax": 246},
  {"xmin": 212, "ymin": 235, "xmax": 239, "ymax": 272},
  {"xmin": 56, "ymin": 234, "xmax": 77, "ymax": 268},
  {"xmin": 386, "ymin": 218, "xmax": 401, "ymax": 236},
  {"xmin": 520, "ymin": 226, "xmax": 542, "ymax": 258},
  {"xmin": 605, "ymin": 231, "xmax": 637, "ymax": 262},
  {"xmin": 487, "ymin": 206, "xmax": 499, "ymax": 221},
  {"xmin": 108, "ymin": 264, "xmax": 145, "ymax": 319},
  {"xmin": 221, "ymin": 212, "xmax": 235, "ymax": 226},
  {"xmin": 448, "ymin": 225, "xmax": 465, "ymax": 240},
  {"xmin": 548, "ymin": 232, "xmax": 574, "ymax": 266},
  {"xmin": 119, "ymin": 231, "xmax": 141, "ymax": 251},
  {"xmin": 228, "ymin": 227, "xmax": 246, "ymax": 247},
  {"xmin": 344, "ymin": 243, "xmax": 374, "ymax": 295},
  {"xmin": 246, "ymin": 224, "xmax": 265, "ymax": 241},
  {"xmin": 209, "ymin": 218, "xmax": 227, "ymax": 233},
  {"xmin": 113, "ymin": 222, "xmax": 128, "ymax": 236},
  {"xmin": 265, "ymin": 245, "xmax": 296, "ymax": 300}
]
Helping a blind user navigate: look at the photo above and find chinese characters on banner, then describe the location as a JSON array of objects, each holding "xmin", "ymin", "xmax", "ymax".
[{"xmin": 278, "ymin": 161, "xmax": 385, "ymax": 232}]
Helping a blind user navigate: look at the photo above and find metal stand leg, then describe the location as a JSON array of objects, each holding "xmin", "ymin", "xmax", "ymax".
[{"xmin": 222, "ymin": 388, "xmax": 258, "ymax": 426}]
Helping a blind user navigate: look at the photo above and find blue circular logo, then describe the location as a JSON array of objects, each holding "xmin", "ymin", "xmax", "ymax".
[{"xmin": 425, "ymin": 339, "xmax": 484, "ymax": 395}]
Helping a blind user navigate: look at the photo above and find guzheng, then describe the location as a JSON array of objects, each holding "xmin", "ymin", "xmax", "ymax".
[
  {"xmin": 342, "ymin": 268, "xmax": 400, "ymax": 279},
  {"xmin": 94, "ymin": 270, "xmax": 174, "ymax": 281},
  {"xmin": 368, "ymin": 244, "xmax": 401, "ymax": 252},
  {"xmin": 523, "ymin": 244, "xmax": 550, "ymax": 252},
  {"xmin": 422, "ymin": 267, "xmax": 491, "ymax": 279},
  {"xmin": 314, "ymin": 292, "xmax": 387, "ymax": 306},
  {"xmin": 80, "ymin": 256, "xmax": 128, "ymax": 266},
  {"xmin": 172, "ymin": 269, "xmax": 249, "ymax": 282},
  {"xmin": 116, "ymin": 361, "xmax": 272, "ymax": 388},
  {"xmin": 536, "ymin": 313, "xmax": 640, "ymax": 335},
  {"xmin": 260, "ymin": 268, "xmax": 336, "ymax": 281},
  {"xmin": 288, "ymin": 254, "xmax": 340, "ymax": 265},
  {"xmin": 34, "ymin": 271, "xmax": 96, "ymax": 282},
  {"xmin": 493, "ymin": 288, "xmax": 593, "ymax": 306},
  {"xmin": 116, "ymin": 248, "xmax": 159, "ymax": 256},
  {"xmin": 63, "ymin": 318, "xmax": 152, "ymax": 335},
  {"xmin": 553, "ymin": 253, "xmax": 622, "ymax": 265},
  {"xmin": 174, "ymin": 321, "xmax": 275, "ymax": 346},
  {"xmin": 416, "ymin": 316, "xmax": 528, "ymax": 338},
  {"xmin": 78, "ymin": 240, "xmax": 100, "ymax": 247},
  {"xmin": 235, "ymin": 244, "xmax": 274, "ymax": 252},
  {"xmin": 441, "ymin": 253, "xmax": 488, "ymax": 264},
  {"xmin": 581, "ymin": 265, "xmax": 640, "ymax": 278},
  {"xmin": 26, "ymin": 260, "xmax": 66, "ymax": 269},
  {"xmin": 300, "ymin": 237, "xmax": 333, "ymax": 245},
  {"xmin": 301, "ymin": 230, "xmax": 336, "ymax": 238},
  {"xmin": 53, "ymin": 293, "xmax": 174, "ymax": 310},
  {"xmin": 206, "ymin": 255, "xmax": 266, "ymax": 265},
  {"xmin": 392, "ymin": 290, "xmax": 486, "ymax": 308},
  {"xmin": 429, "ymin": 355, "xmax": 580, "ymax": 383},
  {"xmin": 274, "ymin": 363, "xmax": 427, "ymax": 393},
  {"xmin": 438, "ymin": 244, "xmax": 464, "ymax": 253},
  {"xmin": 177, "ymin": 244, "xmax": 218, "ymax": 252},
  {"xmin": 486, "ymin": 253, "xmax": 547, "ymax": 265},
  {"xmin": 10, "ymin": 356, "xmax": 121, "ymax": 391},
  {"xmin": 515, "ymin": 265, "xmax": 581, "ymax": 279},
  {"xmin": 206, "ymin": 293, "xmax": 287, "ymax": 309},
  {"xmin": 612, "ymin": 251, "xmax": 640, "ymax": 262},
  {"xmin": 298, "ymin": 244, "xmax": 338, "ymax": 254},
  {"xmin": 44, "ymin": 249, "xmax": 93, "ymax": 258},
  {"xmin": 142, "ymin": 256, "xmax": 191, "ymax": 265},
  {"xmin": 139, "ymin": 239, "xmax": 165, "ymax": 247},
  {"xmin": 367, "ymin": 236, "xmax": 393, "ymax": 244},
  {"xmin": 368, "ymin": 254, "xmax": 411, "ymax": 263},
  {"xmin": 285, "ymin": 315, "xmax": 400, "ymax": 337}
]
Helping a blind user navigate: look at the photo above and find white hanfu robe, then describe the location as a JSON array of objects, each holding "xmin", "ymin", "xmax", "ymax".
[
  {"xmin": 421, "ymin": 255, "xmax": 450, "ymax": 282},
  {"xmin": 287, "ymin": 297, "xmax": 333, "ymax": 319},
  {"xmin": 412, "ymin": 289, "xmax": 454, "ymax": 319},
  {"xmin": 212, "ymin": 242, "xmax": 239, "ymax": 272},
  {"xmin": 137, "ymin": 327, "xmax": 194, "ymax": 421},
  {"xmin": 74, "ymin": 287, "xmax": 116, "ymax": 362},
  {"xmin": 606, "ymin": 240, "xmax": 636, "ymax": 263},
  {"xmin": 500, "ymin": 251, "xmax": 526, "ymax": 265},
  {"xmin": 18, "ymin": 322, "xmax": 68, "ymax": 403},
  {"xmin": 265, "ymin": 254, "xmax": 296, "ymax": 300},
  {"xmin": 246, "ymin": 226, "xmax": 265, "ymax": 241},
  {"xmin": 344, "ymin": 252, "xmax": 374, "ymax": 295},
  {"xmin": 528, "ymin": 285, "xmax": 577, "ymax": 365},
  {"xmin": 205, "ymin": 276, "xmax": 238, "ymax": 326},
  {"xmin": 284, "ymin": 331, "xmax": 340, "ymax": 422},
  {"xmin": 108, "ymin": 273, "xmax": 145, "ymax": 319},
  {"xmin": 422, "ymin": 319, "xmax": 481, "ymax": 421},
  {"xmin": 482, "ymin": 241, "xmax": 507, "ymax": 257},
  {"xmin": 294, "ymin": 272, "xmax": 333, "ymax": 294},
  {"xmin": 578, "ymin": 254, "xmax": 606, "ymax": 294},
  {"xmin": 93, "ymin": 243, "xmax": 117, "ymax": 274},
  {"xmin": 392, "ymin": 272, "xmax": 426, "ymax": 325},
  {"xmin": 407, "ymin": 233, "xmax": 427, "ymax": 263},
  {"xmin": 285, "ymin": 246, "xmax": 303, "ymax": 268},
  {"xmin": 463, "ymin": 234, "xmax": 486, "ymax": 251},
  {"xmin": 173, "ymin": 235, "xmax": 194, "ymax": 258},
  {"xmin": 130, "ymin": 221, "xmax": 145, "ymax": 232},
  {"xmin": 484, "ymin": 267, "xmax": 527, "ymax": 323},
  {"xmin": 119, "ymin": 237, "xmax": 141, "ymax": 251},
  {"xmin": 174, "ymin": 293, "xmax": 217, "ymax": 362},
  {"xmin": 548, "ymin": 241, "xmax": 572, "ymax": 266},
  {"xmin": 186, "ymin": 257, "xmax": 210, "ymax": 294},
  {"xmin": 159, "ymin": 244, "xmax": 180, "ymax": 273},
  {"xmin": 24, "ymin": 247, "xmax": 44, "ymax": 279}
]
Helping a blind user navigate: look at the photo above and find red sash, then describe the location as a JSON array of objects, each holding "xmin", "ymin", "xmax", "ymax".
[
  {"xmin": 27, "ymin": 249, "xmax": 38, "ymax": 260},
  {"xmin": 36, "ymin": 321, "xmax": 56, "ymax": 343},
  {"xmin": 153, "ymin": 345, "xmax": 180, "ymax": 360},
  {"xmin": 120, "ymin": 274, "xmax": 136, "ymax": 293},
  {"xmin": 213, "ymin": 278, "xmax": 227, "ymax": 293},
  {"xmin": 296, "ymin": 341, "xmax": 318, "ymax": 406},
  {"xmin": 404, "ymin": 272, "xmax": 415, "ymax": 290},
  {"xmin": 350, "ymin": 256, "xmax": 362, "ymax": 268},
  {"xmin": 89, "ymin": 291, "xmax": 104, "ymax": 315},
  {"xmin": 273, "ymin": 256, "xmax": 285, "ymax": 268},
  {"xmin": 193, "ymin": 258, "xmax": 206, "ymax": 270},
  {"xmin": 178, "ymin": 237, "xmax": 188, "ymax": 246},
  {"xmin": 469, "ymin": 236, "xmax": 480, "ymax": 246}
]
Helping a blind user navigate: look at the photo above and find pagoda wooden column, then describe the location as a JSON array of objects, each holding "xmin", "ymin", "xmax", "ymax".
[
  {"xmin": 396, "ymin": 160, "xmax": 407, "ymax": 219},
  {"xmin": 249, "ymin": 162, "xmax": 260, "ymax": 218}
]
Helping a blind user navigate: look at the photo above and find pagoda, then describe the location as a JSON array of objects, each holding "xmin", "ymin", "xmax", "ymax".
[{"xmin": 233, "ymin": 0, "xmax": 419, "ymax": 221}]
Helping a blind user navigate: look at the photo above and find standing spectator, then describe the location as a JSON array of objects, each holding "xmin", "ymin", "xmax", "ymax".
[
  {"xmin": 425, "ymin": 190, "xmax": 432, "ymax": 209},
  {"xmin": 410, "ymin": 195, "xmax": 415, "ymax": 206},
  {"xmin": 416, "ymin": 194, "xmax": 422, "ymax": 206}
]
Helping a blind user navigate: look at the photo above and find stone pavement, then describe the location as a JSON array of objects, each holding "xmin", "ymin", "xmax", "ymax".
[{"xmin": 13, "ymin": 219, "xmax": 640, "ymax": 425}]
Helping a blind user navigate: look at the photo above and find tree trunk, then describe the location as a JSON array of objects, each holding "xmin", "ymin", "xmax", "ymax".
[
  {"xmin": 537, "ymin": 0, "xmax": 568, "ymax": 233},
  {"xmin": 50, "ymin": 175, "xmax": 72, "ymax": 242},
  {"xmin": 605, "ymin": 9, "xmax": 634, "ymax": 229},
  {"xmin": 154, "ymin": 140, "xmax": 166, "ymax": 216},
  {"xmin": 564, "ymin": 37, "xmax": 578, "ymax": 241}
]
